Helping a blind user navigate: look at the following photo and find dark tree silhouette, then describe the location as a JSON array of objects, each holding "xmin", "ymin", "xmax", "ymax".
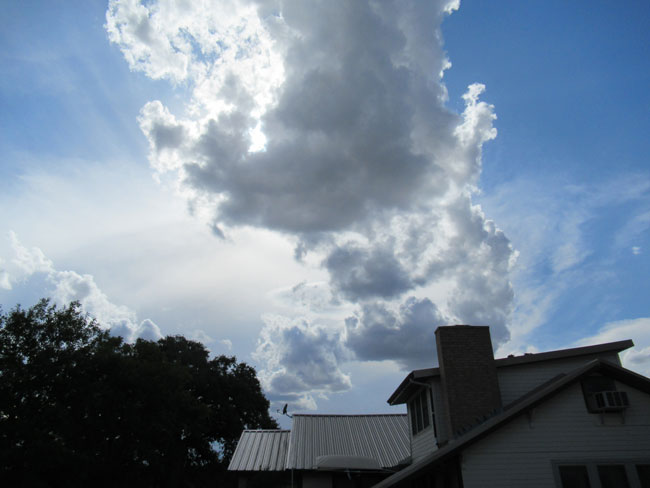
[{"xmin": 0, "ymin": 299, "xmax": 276, "ymax": 487}]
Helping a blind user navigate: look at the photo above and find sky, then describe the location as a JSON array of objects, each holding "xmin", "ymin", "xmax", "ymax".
[{"xmin": 1, "ymin": 0, "xmax": 649, "ymax": 424}]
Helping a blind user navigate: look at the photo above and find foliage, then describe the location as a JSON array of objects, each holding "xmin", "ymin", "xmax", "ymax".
[{"xmin": 0, "ymin": 299, "xmax": 277, "ymax": 487}]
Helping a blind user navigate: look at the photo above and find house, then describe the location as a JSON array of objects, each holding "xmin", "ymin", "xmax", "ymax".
[
  {"xmin": 228, "ymin": 429, "xmax": 291, "ymax": 487},
  {"xmin": 228, "ymin": 414, "xmax": 411, "ymax": 487},
  {"xmin": 376, "ymin": 325, "xmax": 650, "ymax": 488},
  {"xmin": 230, "ymin": 325, "xmax": 650, "ymax": 487}
]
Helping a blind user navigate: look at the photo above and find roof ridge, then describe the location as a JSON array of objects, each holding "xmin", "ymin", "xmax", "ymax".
[
  {"xmin": 286, "ymin": 412, "xmax": 410, "ymax": 470},
  {"xmin": 375, "ymin": 359, "xmax": 650, "ymax": 488},
  {"xmin": 292, "ymin": 413, "xmax": 407, "ymax": 417},
  {"xmin": 389, "ymin": 339, "xmax": 634, "ymax": 405},
  {"xmin": 496, "ymin": 339, "xmax": 634, "ymax": 367},
  {"xmin": 242, "ymin": 429, "xmax": 291, "ymax": 432}
]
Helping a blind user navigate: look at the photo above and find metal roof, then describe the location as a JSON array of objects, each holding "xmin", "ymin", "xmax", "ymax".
[
  {"xmin": 285, "ymin": 414, "xmax": 409, "ymax": 470},
  {"xmin": 228, "ymin": 430, "xmax": 290, "ymax": 471}
]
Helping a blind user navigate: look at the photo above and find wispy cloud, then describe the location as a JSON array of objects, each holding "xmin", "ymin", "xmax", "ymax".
[
  {"xmin": 577, "ymin": 317, "xmax": 650, "ymax": 377},
  {"xmin": 481, "ymin": 173, "xmax": 650, "ymax": 348}
]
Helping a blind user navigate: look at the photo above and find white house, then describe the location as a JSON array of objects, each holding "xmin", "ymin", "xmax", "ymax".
[
  {"xmin": 229, "ymin": 325, "xmax": 650, "ymax": 488},
  {"xmin": 377, "ymin": 325, "xmax": 650, "ymax": 488}
]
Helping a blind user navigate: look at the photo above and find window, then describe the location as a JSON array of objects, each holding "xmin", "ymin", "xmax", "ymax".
[
  {"xmin": 429, "ymin": 387, "xmax": 437, "ymax": 438},
  {"xmin": 555, "ymin": 462, "xmax": 647, "ymax": 488},
  {"xmin": 581, "ymin": 375, "xmax": 629, "ymax": 413},
  {"xmin": 637, "ymin": 465, "xmax": 650, "ymax": 488},
  {"xmin": 597, "ymin": 465, "xmax": 630, "ymax": 488},
  {"xmin": 409, "ymin": 389, "xmax": 430, "ymax": 435},
  {"xmin": 558, "ymin": 465, "xmax": 591, "ymax": 488}
]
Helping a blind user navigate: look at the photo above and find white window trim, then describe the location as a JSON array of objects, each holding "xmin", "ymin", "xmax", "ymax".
[
  {"xmin": 552, "ymin": 459, "xmax": 650, "ymax": 488},
  {"xmin": 408, "ymin": 389, "xmax": 432, "ymax": 436}
]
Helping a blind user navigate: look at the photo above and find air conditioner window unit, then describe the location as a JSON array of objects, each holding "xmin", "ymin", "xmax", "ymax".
[{"xmin": 592, "ymin": 391, "xmax": 629, "ymax": 411}]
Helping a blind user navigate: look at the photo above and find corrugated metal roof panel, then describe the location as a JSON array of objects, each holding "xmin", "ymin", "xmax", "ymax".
[
  {"xmin": 228, "ymin": 430, "xmax": 290, "ymax": 471},
  {"xmin": 286, "ymin": 414, "xmax": 409, "ymax": 470}
]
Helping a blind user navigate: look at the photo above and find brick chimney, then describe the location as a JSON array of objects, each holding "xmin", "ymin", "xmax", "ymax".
[{"xmin": 436, "ymin": 325, "xmax": 502, "ymax": 438}]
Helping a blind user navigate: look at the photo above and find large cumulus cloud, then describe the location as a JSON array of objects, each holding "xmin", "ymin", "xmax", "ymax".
[
  {"xmin": 107, "ymin": 0, "xmax": 516, "ymax": 406},
  {"xmin": 254, "ymin": 314, "xmax": 351, "ymax": 410},
  {"xmin": 344, "ymin": 297, "xmax": 447, "ymax": 370}
]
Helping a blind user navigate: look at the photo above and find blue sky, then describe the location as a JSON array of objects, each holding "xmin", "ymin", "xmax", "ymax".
[
  {"xmin": 444, "ymin": 0, "xmax": 650, "ymax": 348},
  {"xmin": 1, "ymin": 0, "xmax": 649, "ymax": 422}
]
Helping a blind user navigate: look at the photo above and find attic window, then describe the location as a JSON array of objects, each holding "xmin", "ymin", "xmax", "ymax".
[
  {"xmin": 581, "ymin": 375, "xmax": 629, "ymax": 413},
  {"xmin": 409, "ymin": 389, "xmax": 430, "ymax": 435}
]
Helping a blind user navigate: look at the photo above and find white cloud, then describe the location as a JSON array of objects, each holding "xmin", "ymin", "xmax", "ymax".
[
  {"xmin": 133, "ymin": 318, "xmax": 164, "ymax": 342},
  {"xmin": 577, "ymin": 317, "xmax": 650, "ymax": 377},
  {"xmin": 188, "ymin": 328, "xmax": 214, "ymax": 346},
  {"xmin": 105, "ymin": 0, "xmax": 284, "ymax": 118},
  {"xmin": 616, "ymin": 210, "xmax": 650, "ymax": 251},
  {"xmin": 344, "ymin": 297, "xmax": 448, "ymax": 370},
  {"xmin": 254, "ymin": 314, "xmax": 352, "ymax": 408},
  {"xmin": 107, "ymin": 0, "xmax": 516, "ymax": 403},
  {"xmin": 1, "ymin": 232, "xmax": 161, "ymax": 343},
  {"xmin": 0, "ymin": 268, "xmax": 10, "ymax": 291},
  {"xmin": 269, "ymin": 281, "xmax": 344, "ymax": 317},
  {"xmin": 479, "ymin": 173, "xmax": 650, "ymax": 349},
  {"xmin": 0, "ymin": 156, "xmax": 320, "ymax": 361},
  {"xmin": 110, "ymin": 0, "xmax": 503, "ymax": 241},
  {"xmin": 3, "ymin": 231, "xmax": 54, "ymax": 288}
]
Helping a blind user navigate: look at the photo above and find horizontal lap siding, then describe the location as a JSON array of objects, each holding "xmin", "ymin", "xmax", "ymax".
[
  {"xmin": 411, "ymin": 379, "xmax": 440, "ymax": 460},
  {"xmin": 412, "ymin": 425, "xmax": 437, "ymax": 461},
  {"xmin": 461, "ymin": 382, "xmax": 650, "ymax": 488},
  {"xmin": 497, "ymin": 353, "xmax": 621, "ymax": 406}
]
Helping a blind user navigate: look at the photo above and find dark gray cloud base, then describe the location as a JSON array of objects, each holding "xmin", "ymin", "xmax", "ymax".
[{"xmin": 345, "ymin": 297, "xmax": 447, "ymax": 370}]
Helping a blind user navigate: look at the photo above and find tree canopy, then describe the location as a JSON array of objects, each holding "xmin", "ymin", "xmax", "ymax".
[{"xmin": 0, "ymin": 299, "xmax": 277, "ymax": 487}]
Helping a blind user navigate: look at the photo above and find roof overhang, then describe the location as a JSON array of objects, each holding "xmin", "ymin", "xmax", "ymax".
[
  {"xmin": 387, "ymin": 339, "xmax": 634, "ymax": 405},
  {"xmin": 387, "ymin": 368, "xmax": 439, "ymax": 405},
  {"xmin": 376, "ymin": 359, "xmax": 650, "ymax": 487}
]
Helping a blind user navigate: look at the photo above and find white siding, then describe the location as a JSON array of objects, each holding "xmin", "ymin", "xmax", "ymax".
[
  {"xmin": 497, "ymin": 353, "xmax": 621, "ymax": 406},
  {"xmin": 461, "ymin": 381, "xmax": 650, "ymax": 488},
  {"xmin": 430, "ymin": 377, "xmax": 449, "ymax": 444},
  {"xmin": 411, "ymin": 424, "xmax": 437, "ymax": 461},
  {"xmin": 408, "ymin": 382, "xmax": 439, "ymax": 460}
]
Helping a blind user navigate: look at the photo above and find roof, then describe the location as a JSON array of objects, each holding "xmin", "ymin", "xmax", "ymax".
[
  {"xmin": 228, "ymin": 430, "xmax": 290, "ymax": 472},
  {"xmin": 286, "ymin": 414, "xmax": 410, "ymax": 470},
  {"xmin": 374, "ymin": 359, "xmax": 650, "ymax": 487},
  {"xmin": 388, "ymin": 339, "xmax": 634, "ymax": 405}
]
